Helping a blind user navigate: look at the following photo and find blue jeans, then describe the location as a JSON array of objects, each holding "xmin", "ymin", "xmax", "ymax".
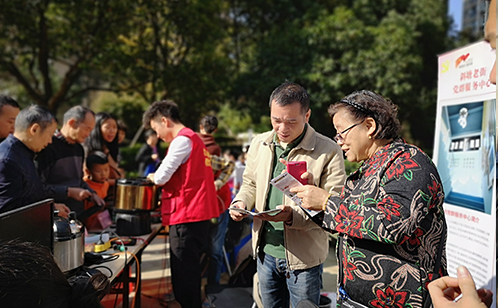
[
  {"xmin": 257, "ymin": 252, "xmax": 322, "ymax": 308},
  {"xmin": 208, "ymin": 209, "xmax": 229, "ymax": 284}
]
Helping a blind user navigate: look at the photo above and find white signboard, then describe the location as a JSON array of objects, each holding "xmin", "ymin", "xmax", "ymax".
[{"xmin": 433, "ymin": 40, "xmax": 496, "ymax": 304}]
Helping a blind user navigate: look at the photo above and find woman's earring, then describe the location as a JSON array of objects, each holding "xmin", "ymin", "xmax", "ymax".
[{"xmin": 368, "ymin": 135, "xmax": 372, "ymax": 139}]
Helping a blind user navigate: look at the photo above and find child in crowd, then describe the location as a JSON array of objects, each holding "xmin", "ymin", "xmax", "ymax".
[
  {"xmin": 117, "ymin": 120, "xmax": 128, "ymax": 165},
  {"xmin": 117, "ymin": 120, "xmax": 128, "ymax": 145},
  {"xmin": 135, "ymin": 129, "xmax": 162, "ymax": 176},
  {"xmin": 83, "ymin": 151, "xmax": 112, "ymax": 231}
]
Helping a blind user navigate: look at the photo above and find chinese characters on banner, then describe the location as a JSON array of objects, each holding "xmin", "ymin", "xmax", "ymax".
[{"xmin": 454, "ymin": 67, "xmax": 492, "ymax": 94}]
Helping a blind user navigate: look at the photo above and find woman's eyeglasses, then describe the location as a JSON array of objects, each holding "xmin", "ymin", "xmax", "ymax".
[{"xmin": 334, "ymin": 120, "xmax": 364, "ymax": 142}]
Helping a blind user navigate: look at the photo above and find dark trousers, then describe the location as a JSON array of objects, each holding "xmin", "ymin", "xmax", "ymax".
[
  {"xmin": 207, "ymin": 210, "xmax": 229, "ymax": 285},
  {"xmin": 170, "ymin": 220, "xmax": 210, "ymax": 308}
]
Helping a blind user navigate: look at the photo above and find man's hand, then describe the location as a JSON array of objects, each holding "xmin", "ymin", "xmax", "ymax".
[
  {"xmin": 290, "ymin": 185, "xmax": 329, "ymax": 211},
  {"xmin": 147, "ymin": 173, "xmax": 155, "ymax": 183},
  {"xmin": 214, "ymin": 179, "xmax": 223, "ymax": 191},
  {"xmin": 67, "ymin": 187, "xmax": 92, "ymax": 201},
  {"xmin": 54, "ymin": 203, "xmax": 70, "ymax": 218},
  {"xmin": 229, "ymin": 201, "xmax": 248, "ymax": 221},
  {"xmin": 256, "ymin": 205, "xmax": 293, "ymax": 223},
  {"xmin": 91, "ymin": 193, "xmax": 106, "ymax": 207},
  {"xmin": 428, "ymin": 266, "xmax": 493, "ymax": 308}
]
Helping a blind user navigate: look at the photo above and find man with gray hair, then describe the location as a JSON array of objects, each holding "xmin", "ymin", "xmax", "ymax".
[
  {"xmin": 36, "ymin": 105, "xmax": 105, "ymax": 217},
  {"xmin": 0, "ymin": 105, "xmax": 69, "ymax": 216},
  {"xmin": 0, "ymin": 95, "xmax": 20, "ymax": 142}
]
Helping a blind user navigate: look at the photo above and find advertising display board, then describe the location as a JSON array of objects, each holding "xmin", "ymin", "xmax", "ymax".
[{"xmin": 434, "ymin": 40, "xmax": 496, "ymax": 304}]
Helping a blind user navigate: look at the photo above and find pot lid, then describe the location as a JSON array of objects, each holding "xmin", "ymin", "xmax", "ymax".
[
  {"xmin": 53, "ymin": 212, "xmax": 84, "ymax": 240},
  {"xmin": 69, "ymin": 212, "xmax": 84, "ymax": 234},
  {"xmin": 117, "ymin": 177, "xmax": 154, "ymax": 186},
  {"xmin": 53, "ymin": 215, "xmax": 72, "ymax": 240}
]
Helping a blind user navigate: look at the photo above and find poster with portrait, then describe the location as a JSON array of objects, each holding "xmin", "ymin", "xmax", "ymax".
[{"xmin": 433, "ymin": 40, "xmax": 496, "ymax": 302}]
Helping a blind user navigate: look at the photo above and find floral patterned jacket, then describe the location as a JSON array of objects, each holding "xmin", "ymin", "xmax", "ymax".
[{"xmin": 322, "ymin": 139, "xmax": 447, "ymax": 308}]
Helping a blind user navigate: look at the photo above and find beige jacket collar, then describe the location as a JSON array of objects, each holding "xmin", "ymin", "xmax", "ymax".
[{"xmin": 262, "ymin": 124, "xmax": 317, "ymax": 152}]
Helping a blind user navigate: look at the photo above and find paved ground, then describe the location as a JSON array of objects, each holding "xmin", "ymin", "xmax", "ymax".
[{"xmin": 101, "ymin": 231, "xmax": 338, "ymax": 308}]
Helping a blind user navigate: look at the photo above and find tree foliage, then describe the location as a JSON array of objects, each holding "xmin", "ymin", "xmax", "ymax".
[
  {"xmin": 0, "ymin": 0, "xmax": 136, "ymax": 111},
  {"xmin": 0, "ymin": 0, "xmax": 233, "ymax": 129},
  {"xmin": 231, "ymin": 0, "xmax": 452, "ymax": 151},
  {"xmin": 99, "ymin": 0, "xmax": 234, "ymax": 127},
  {"xmin": 0, "ymin": 0, "xmax": 454, "ymax": 151}
]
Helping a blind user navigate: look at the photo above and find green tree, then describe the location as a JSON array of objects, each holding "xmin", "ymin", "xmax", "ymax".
[
  {"xmin": 100, "ymin": 0, "xmax": 234, "ymax": 128},
  {"xmin": 0, "ymin": 0, "xmax": 137, "ymax": 112},
  {"xmin": 217, "ymin": 103, "xmax": 252, "ymax": 135},
  {"xmin": 230, "ymin": 0, "xmax": 452, "ymax": 152},
  {"xmin": 1, "ymin": 0, "xmax": 456, "ymax": 151},
  {"xmin": 0, "ymin": 0, "xmax": 234, "ymax": 130}
]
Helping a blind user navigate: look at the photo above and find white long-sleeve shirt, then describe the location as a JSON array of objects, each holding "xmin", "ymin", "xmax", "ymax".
[{"xmin": 153, "ymin": 136, "xmax": 192, "ymax": 185}]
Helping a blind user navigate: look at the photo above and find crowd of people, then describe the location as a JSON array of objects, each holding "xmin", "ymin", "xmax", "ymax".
[
  {"xmin": 0, "ymin": 97, "xmax": 239, "ymax": 307},
  {"xmin": 0, "ymin": 87, "xmax": 495, "ymax": 308},
  {"xmin": 0, "ymin": 0, "xmax": 495, "ymax": 306},
  {"xmin": 0, "ymin": 90, "xmax": 494, "ymax": 308}
]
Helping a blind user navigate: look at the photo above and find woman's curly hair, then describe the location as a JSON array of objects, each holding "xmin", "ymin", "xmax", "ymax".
[{"xmin": 328, "ymin": 90, "xmax": 401, "ymax": 140}]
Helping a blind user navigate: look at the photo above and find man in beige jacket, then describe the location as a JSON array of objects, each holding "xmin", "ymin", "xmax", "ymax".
[{"xmin": 230, "ymin": 81, "xmax": 346, "ymax": 308}]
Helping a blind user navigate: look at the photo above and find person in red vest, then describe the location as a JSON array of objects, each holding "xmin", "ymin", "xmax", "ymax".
[{"xmin": 144, "ymin": 100, "xmax": 220, "ymax": 308}]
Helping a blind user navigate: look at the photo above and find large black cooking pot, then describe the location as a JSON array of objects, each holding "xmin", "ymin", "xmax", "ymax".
[{"xmin": 114, "ymin": 177, "xmax": 158, "ymax": 211}]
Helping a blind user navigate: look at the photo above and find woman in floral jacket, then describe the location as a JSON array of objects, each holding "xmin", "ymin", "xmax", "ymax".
[{"xmin": 292, "ymin": 90, "xmax": 447, "ymax": 308}]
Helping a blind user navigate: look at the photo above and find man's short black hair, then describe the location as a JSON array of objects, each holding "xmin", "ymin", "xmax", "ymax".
[
  {"xmin": 269, "ymin": 81, "xmax": 310, "ymax": 115},
  {"xmin": 200, "ymin": 115, "xmax": 218, "ymax": 134},
  {"xmin": 0, "ymin": 95, "xmax": 20, "ymax": 114},
  {"xmin": 142, "ymin": 100, "xmax": 181, "ymax": 129},
  {"xmin": 0, "ymin": 239, "xmax": 110, "ymax": 308}
]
